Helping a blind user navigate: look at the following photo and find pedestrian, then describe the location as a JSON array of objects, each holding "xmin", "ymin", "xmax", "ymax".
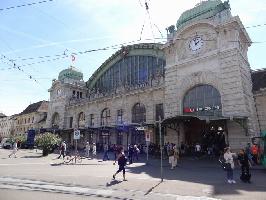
[
  {"xmin": 251, "ymin": 144, "xmax": 259, "ymax": 164},
  {"xmin": 169, "ymin": 147, "xmax": 176, "ymax": 169},
  {"xmin": 238, "ymin": 149, "xmax": 252, "ymax": 183},
  {"xmin": 113, "ymin": 148, "xmax": 127, "ymax": 181},
  {"xmin": 92, "ymin": 143, "xmax": 97, "ymax": 158},
  {"xmin": 103, "ymin": 144, "xmax": 109, "ymax": 161},
  {"xmin": 128, "ymin": 144, "xmax": 134, "ymax": 164},
  {"xmin": 58, "ymin": 141, "xmax": 66, "ymax": 159},
  {"xmin": 133, "ymin": 144, "xmax": 140, "ymax": 161},
  {"xmin": 85, "ymin": 142, "xmax": 90, "ymax": 159},
  {"xmin": 195, "ymin": 143, "xmax": 201, "ymax": 159},
  {"xmin": 8, "ymin": 141, "xmax": 18, "ymax": 158},
  {"xmin": 224, "ymin": 147, "xmax": 237, "ymax": 184}
]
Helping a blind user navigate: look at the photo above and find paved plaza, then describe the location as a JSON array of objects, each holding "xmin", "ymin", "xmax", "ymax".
[{"xmin": 0, "ymin": 149, "xmax": 265, "ymax": 200}]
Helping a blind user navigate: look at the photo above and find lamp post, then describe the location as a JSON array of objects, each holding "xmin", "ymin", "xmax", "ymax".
[{"xmin": 155, "ymin": 116, "xmax": 163, "ymax": 182}]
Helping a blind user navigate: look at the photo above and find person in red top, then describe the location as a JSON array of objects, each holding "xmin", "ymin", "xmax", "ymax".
[{"xmin": 251, "ymin": 144, "xmax": 259, "ymax": 164}]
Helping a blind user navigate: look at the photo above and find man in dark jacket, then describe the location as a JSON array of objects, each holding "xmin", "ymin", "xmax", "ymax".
[{"xmin": 238, "ymin": 149, "xmax": 251, "ymax": 183}]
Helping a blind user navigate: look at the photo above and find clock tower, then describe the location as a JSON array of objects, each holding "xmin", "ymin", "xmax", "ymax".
[
  {"xmin": 46, "ymin": 66, "xmax": 87, "ymax": 130},
  {"xmin": 163, "ymin": 0, "xmax": 259, "ymax": 149}
]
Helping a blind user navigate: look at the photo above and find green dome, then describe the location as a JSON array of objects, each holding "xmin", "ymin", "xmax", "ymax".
[
  {"xmin": 176, "ymin": 0, "xmax": 230, "ymax": 30},
  {"xmin": 58, "ymin": 66, "xmax": 83, "ymax": 81}
]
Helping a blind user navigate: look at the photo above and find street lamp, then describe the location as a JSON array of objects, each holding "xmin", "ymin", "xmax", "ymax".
[{"xmin": 154, "ymin": 116, "xmax": 163, "ymax": 182}]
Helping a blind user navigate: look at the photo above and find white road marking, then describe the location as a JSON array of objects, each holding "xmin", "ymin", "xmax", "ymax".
[{"xmin": 0, "ymin": 162, "xmax": 47, "ymax": 166}]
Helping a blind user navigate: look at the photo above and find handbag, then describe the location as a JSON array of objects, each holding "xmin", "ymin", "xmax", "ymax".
[{"xmin": 219, "ymin": 159, "xmax": 231, "ymax": 171}]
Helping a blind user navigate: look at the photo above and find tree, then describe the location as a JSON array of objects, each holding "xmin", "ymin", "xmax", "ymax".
[{"xmin": 35, "ymin": 132, "xmax": 61, "ymax": 156}]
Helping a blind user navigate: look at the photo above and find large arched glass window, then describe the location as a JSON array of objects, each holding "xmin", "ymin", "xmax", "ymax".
[
  {"xmin": 183, "ymin": 85, "xmax": 222, "ymax": 116},
  {"xmin": 52, "ymin": 112, "xmax": 60, "ymax": 128},
  {"xmin": 132, "ymin": 103, "xmax": 146, "ymax": 123},
  {"xmin": 101, "ymin": 108, "xmax": 111, "ymax": 126},
  {"xmin": 92, "ymin": 55, "xmax": 166, "ymax": 93},
  {"xmin": 78, "ymin": 112, "xmax": 85, "ymax": 128}
]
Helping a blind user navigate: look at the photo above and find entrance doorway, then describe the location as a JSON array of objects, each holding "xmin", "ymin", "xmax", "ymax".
[{"xmin": 183, "ymin": 118, "xmax": 227, "ymax": 156}]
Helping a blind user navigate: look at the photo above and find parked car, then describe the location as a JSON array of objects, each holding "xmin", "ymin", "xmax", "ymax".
[{"xmin": 0, "ymin": 138, "xmax": 12, "ymax": 149}]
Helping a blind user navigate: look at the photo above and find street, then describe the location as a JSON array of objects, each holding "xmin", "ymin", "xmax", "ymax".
[{"xmin": 0, "ymin": 149, "xmax": 265, "ymax": 200}]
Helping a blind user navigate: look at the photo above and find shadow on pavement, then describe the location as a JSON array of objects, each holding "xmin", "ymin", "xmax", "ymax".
[
  {"xmin": 21, "ymin": 155, "xmax": 43, "ymax": 158},
  {"xmin": 126, "ymin": 155, "xmax": 266, "ymax": 197},
  {"xmin": 106, "ymin": 180, "xmax": 122, "ymax": 187}
]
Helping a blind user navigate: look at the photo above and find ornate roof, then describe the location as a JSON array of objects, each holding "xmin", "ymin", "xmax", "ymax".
[
  {"xmin": 58, "ymin": 66, "xmax": 83, "ymax": 81},
  {"xmin": 176, "ymin": 0, "xmax": 230, "ymax": 30}
]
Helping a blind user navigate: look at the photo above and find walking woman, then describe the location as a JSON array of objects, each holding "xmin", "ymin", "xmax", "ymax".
[
  {"xmin": 113, "ymin": 148, "xmax": 127, "ymax": 181},
  {"xmin": 224, "ymin": 147, "xmax": 237, "ymax": 184}
]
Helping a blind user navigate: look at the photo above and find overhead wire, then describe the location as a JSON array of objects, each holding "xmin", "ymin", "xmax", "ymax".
[{"xmin": 0, "ymin": 0, "xmax": 54, "ymax": 12}]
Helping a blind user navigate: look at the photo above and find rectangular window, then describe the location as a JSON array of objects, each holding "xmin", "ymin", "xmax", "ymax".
[
  {"xmin": 155, "ymin": 104, "xmax": 164, "ymax": 121},
  {"xmin": 90, "ymin": 114, "xmax": 94, "ymax": 127},
  {"xmin": 69, "ymin": 117, "xmax": 73, "ymax": 128},
  {"xmin": 117, "ymin": 109, "xmax": 123, "ymax": 124},
  {"xmin": 80, "ymin": 92, "xmax": 82, "ymax": 98}
]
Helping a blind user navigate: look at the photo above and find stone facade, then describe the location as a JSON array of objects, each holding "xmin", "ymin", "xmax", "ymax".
[
  {"xmin": 14, "ymin": 101, "xmax": 48, "ymax": 136},
  {"xmin": 45, "ymin": 1, "xmax": 262, "ymax": 150},
  {"xmin": 0, "ymin": 116, "xmax": 15, "ymax": 140}
]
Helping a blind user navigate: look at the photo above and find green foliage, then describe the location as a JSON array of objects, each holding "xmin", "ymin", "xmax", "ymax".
[
  {"xmin": 14, "ymin": 135, "xmax": 27, "ymax": 144},
  {"xmin": 35, "ymin": 132, "xmax": 61, "ymax": 156}
]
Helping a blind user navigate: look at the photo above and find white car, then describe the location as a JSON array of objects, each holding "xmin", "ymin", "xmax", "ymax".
[{"xmin": 0, "ymin": 138, "xmax": 12, "ymax": 149}]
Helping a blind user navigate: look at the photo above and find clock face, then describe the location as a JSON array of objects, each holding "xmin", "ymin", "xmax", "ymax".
[{"xmin": 189, "ymin": 36, "xmax": 203, "ymax": 52}]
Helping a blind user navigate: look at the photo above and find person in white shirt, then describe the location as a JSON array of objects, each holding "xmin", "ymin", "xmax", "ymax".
[
  {"xmin": 195, "ymin": 143, "xmax": 201, "ymax": 159},
  {"xmin": 224, "ymin": 147, "xmax": 237, "ymax": 184},
  {"xmin": 92, "ymin": 143, "xmax": 97, "ymax": 158},
  {"xmin": 85, "ymin": 142, "xmax": 90, "ymax": 159},
  {"xmin": 8, "ymin": 141, "xmax": 18, "ymax": 158}
]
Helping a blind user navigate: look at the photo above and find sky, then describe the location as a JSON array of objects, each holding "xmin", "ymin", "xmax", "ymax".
[{"xmin": 0, "ymin": 0, "xmax": 266, "ymax": 116}]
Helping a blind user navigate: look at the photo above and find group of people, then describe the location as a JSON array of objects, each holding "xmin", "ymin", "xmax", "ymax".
[{"xmin": 222, "ymin": 146, "xmax": 252, "ymax": 184}]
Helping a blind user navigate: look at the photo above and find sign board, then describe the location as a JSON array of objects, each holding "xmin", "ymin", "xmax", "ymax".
[
  {"xmin": 74, "ymin": 129, "xmax": 80, "ymax": 140},
  {"xmin": 27, "ymin": 129, "xmax": 36, "ymax": 148},
  {"xmin": 136, "ymin": 127, "xmax": 145, "ymax": 131}
]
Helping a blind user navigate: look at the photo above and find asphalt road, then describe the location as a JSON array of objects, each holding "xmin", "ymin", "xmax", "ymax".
[{"xmin": 0, "ymin": 149, "xmax": 265, "ymax": 200}]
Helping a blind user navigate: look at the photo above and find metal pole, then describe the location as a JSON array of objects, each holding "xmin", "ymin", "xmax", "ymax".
[
  {"xmin": 146, "ymin": 141, "xmax": 149, "ymax": 163},
  {"xmin": 159, "ymin": 116, "xmax": 163, "ymax": 182},
  {"xmin": 75, "ymin": 139, "xmax": 77, "ymax": 164}
]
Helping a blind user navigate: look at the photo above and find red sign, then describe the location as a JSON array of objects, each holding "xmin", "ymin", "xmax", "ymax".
[{"xmin": 183, "ymin": 105, "xmax": 221, "ymax": 113}]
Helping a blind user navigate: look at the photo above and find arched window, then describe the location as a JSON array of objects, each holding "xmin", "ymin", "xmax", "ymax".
[
  {"xmin": 101, "ymin": 108, "xmax": 110, "ymax": 126},
  {"xmin": 78, "ymin": 112, "xmax": 85, "ymax": 128},
  {"xmin": 132, "ymin": 103, "xmax": 146, "ymax": 123},
  {"xmin": 52, "ymin": 112, "xmax": 60, "ymax": 128},
  {"xmin": 183, "ymin": 85, "xmax": 222, "ymax": 116}
]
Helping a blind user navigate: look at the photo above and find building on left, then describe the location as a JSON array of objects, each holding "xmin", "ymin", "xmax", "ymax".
[{"xmin": 0, "ymin": 101, "xmax": 49, "ymax": 140}]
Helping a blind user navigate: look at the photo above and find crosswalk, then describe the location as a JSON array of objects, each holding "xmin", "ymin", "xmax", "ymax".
[{"xmin": 0, "ymin": 177, "xmax": 221, "ymax": 200}]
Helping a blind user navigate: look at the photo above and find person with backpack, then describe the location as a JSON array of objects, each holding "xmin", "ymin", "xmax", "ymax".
[{"xmin": 113, "ymin": 148, "xmax": 127, "ymax": 181}]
